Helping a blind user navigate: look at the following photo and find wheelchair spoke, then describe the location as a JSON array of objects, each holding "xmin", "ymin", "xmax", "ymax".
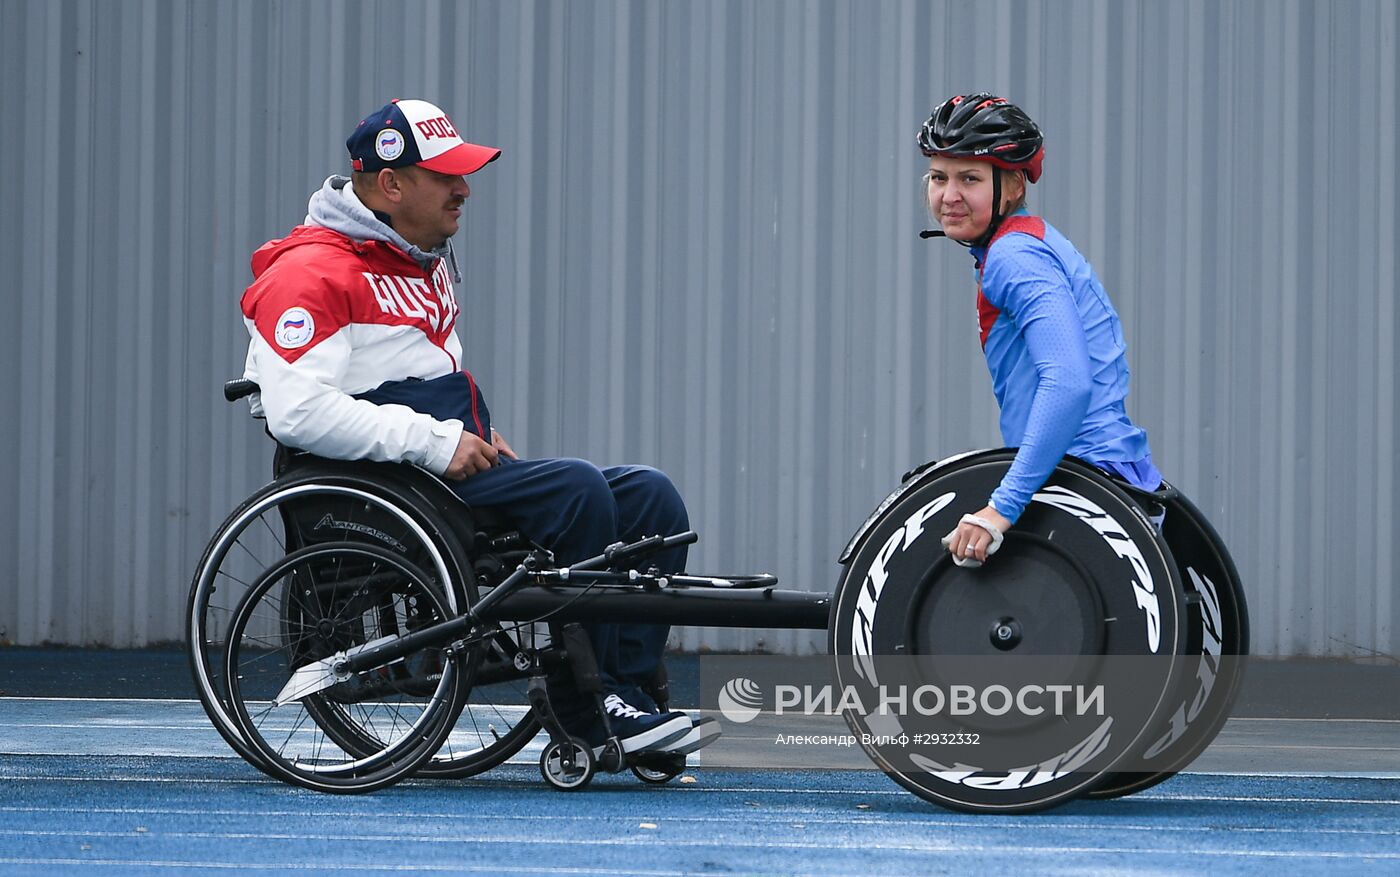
[
  {"xmin": 254, "ymin": 512, "xmax": 287, "ymax": 554},
  {"xmin": 358, "ymin": 697, "xmax": 415, "ymax": 745},
  {"xmin": 213, "ymin": 565, "xmax": 257, "ymax": 593}
]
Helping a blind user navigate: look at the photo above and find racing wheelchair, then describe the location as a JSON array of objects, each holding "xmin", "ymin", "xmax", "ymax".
[{"xmin": 188, "ymin": 381, "xmax": 1247, "ymax": 813}]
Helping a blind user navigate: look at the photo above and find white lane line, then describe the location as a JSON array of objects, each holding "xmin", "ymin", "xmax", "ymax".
[
  {"xmin": 1134, "ymin": 793, "xmax": 1400, "ymax": 805},
  {"xmin": 2, "ymin": 819, "xmax": 1400, "ymax": 840},
  {"xmin": 1, "ymin": 773, "xmax": 1398, "ymax": 805},
  {"xmin": 1196, "ymin": 771, "xmax": 1400, "ymax": 779},
  {"xmin": 1, "ymin": 840, "xmax": 1397, "ymax": 861},
  {"xmin": 0, "ymin": 860, "xmax": 693, "ymax": 875},
  {"xmin": 0, "ymin": 774, "xmax": 270, "ymax": 786},
  {"xmin": 680, "ymin": 786, "xmax": 1400, "ymax": 804},
  {"xmin": 0, "ymin": 697, "xmax": 203, "ymax": 704},
  {"xmin": 1, "ymin": 808, "xmax": 1396, "ymax": 837},
  {"xmin": 1227, "ymin": 717, "xmax": 1400, "ymax": 724},
  {"xmin": 1205, "ymin": 744, "xmax": 1400, "ymax": 752},
  {"xmin": 0, "ymin": 724, "xmax": 222, "ymax": 731},
  {"xmin": 0, "ymin": 752, "xmax": 248, "ymax": 760}
]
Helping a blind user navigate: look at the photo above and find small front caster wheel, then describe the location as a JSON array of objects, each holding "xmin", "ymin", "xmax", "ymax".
[
  {"xmin": 541, "ymin": 738, "xmax": 595, "ymax": 791},
  {"xmin": 631, "ymin": 752, "xmax": 685, "ymax": 784}
]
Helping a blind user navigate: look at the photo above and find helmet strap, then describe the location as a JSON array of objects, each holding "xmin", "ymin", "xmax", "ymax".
[{"xmin": 973, "ymin": 170, "xmax": 1004, "ymax": 249}]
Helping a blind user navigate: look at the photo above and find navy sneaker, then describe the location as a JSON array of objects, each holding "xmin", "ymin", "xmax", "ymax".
[
  {"xmin": 660, "ymin": 715, "xmax": 722, "ymax": 755},
  {"xmin": 629, "ymin": 687, "xmax": 691, "ymax": 724},
  {"xmin": 567, "ymin": 694, "xmax": 691, "ymax": 755}
]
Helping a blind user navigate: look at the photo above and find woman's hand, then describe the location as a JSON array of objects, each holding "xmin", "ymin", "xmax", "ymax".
[{"xmin": 943, "ymin": 505, "xmax": 1012, "ymax": 566}]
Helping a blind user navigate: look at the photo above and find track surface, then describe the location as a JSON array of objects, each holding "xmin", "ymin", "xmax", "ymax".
[{"xmin": 1, "ymin": 651, "xmax": 1397, "ymax": 875}]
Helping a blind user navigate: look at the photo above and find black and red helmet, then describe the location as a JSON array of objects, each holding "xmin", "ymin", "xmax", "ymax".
[{"xmin": 918, "ymin": 93, "xmax": 1044, "ymax": 183}]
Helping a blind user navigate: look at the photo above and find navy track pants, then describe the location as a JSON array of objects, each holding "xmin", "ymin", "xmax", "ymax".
[{"xmin": 448, "ymin": 457, "xmax": 689, "ymax": 720}]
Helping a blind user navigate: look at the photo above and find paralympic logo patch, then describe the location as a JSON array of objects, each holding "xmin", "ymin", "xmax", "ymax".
[
  {"xmin": 717, "ymin": 677, "xmax": 763, "ymax": 724},
  {"xmin": 273, "ymin": 307, "xmax": 315, "ymax": 349},
  {"xmin": 375, "ymin": 128, "xmax": 405, "ymax": 161}
]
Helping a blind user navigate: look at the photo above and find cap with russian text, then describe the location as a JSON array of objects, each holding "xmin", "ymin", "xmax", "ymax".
[{"xmin": 347, "ymin": 98, "xmax": 500, "ymax": 175}]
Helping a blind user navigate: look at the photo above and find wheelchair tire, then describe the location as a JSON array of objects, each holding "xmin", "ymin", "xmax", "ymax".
[
  {"xmin": 413, "ymin": 620, "xmax": 546, "ymax": 778},
  {"xmin": 187, "ymin": 462, "xmax": 543, "ymax": 782},
  {"xmin": 1084, "ymin": 489, "xmax": 1249, "ymax": 799},
  {"xmin": 224, "ymin": 541, "xmax": 462, "ymax": 793},
  {"xmin": 632, "ymin": 752, "xmax": 686, "ymax": 784},
  {"xmin": 831, "ymin": 450, "xmax": 1190, "ymax": 813},
  {"xmin": 541, "ymin": 738, "xmax": 595, "ymax": 791},
  {"xmin": 187, "ymin": 471, "xmax": 472, "ymax": 778}
]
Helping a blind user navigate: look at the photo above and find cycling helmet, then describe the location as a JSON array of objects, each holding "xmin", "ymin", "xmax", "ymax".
[
  {"xmin": 917, "ymin": 93, "xmax": 1044, "ymax": 182},
  {"xmin": 917, "ymin": 94, "xmax": 1044, "ymax": 246}
]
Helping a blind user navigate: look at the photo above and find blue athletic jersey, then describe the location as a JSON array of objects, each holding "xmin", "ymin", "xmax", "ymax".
[{"xmin": 968, "ymin": 211, "xmax": 1159, "ymax": 522}]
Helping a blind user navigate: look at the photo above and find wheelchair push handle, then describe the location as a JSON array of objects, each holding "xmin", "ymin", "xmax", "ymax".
[{"xmin": 224, "ymin": 378, "xmax": 259, "ymax": 402}]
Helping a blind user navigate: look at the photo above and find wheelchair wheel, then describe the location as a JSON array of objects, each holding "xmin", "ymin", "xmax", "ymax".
[
  {"xmin": 186, "ymin": 471, "xmax": 471, "ymax": 777},
  {"xmin": 831, "ymin": 450, "xmax": 1189, "ymax": 814},
  {"xmin": 541, "ymin": 738, "xmax": 595, "ymax": 791},
  {"xmin": 414, "ymin": 619, "xmax": 546, "ymax": 778},
  {"xmin": 188, "ymin": 464, "xmax": 542, "ymax": 781},
  {"xmin": 632, "ymin": 752, "xmax": 686, "ymax": 784},
  {"xmin": 224, "ymin": 541, "xmax": 462, "ymax": 793},
  {"xmin": 1085, "ymin": 489, "xmax": 1249, "ymax": 799}
]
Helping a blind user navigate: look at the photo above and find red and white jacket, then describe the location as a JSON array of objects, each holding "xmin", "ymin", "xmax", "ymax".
[{"xmin": 241, "ymin": 176, "xmax": 467, "ymax": 475}]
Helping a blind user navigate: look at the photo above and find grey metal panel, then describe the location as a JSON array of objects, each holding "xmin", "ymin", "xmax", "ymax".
[{"xmin": 1, "ymin": 0, "xmax": 1396, "ymax": 657}]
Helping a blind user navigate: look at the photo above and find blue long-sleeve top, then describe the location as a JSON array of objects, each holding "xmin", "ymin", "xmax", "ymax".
[{"xmin": 968, "ymin": 211, "xmax": 1159, "ymax": 522}]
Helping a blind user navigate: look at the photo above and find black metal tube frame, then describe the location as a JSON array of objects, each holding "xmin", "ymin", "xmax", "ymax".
[{"xmin": 337, "ymin": 530, "xmax": 829, "ymax": 677}]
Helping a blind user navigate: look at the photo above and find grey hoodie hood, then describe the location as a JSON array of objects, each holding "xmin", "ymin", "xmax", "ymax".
[{"xmin": 304, "ymin": 175, "xmax": 460, "ymax": 280}]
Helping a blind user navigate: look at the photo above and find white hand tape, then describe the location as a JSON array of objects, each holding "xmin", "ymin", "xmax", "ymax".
[{"xmin": 940, "ymin": 514, "xmax": 1007, "ymax": 569}]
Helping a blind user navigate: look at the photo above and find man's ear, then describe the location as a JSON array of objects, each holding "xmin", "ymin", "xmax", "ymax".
[{"xmin": 377, "ymin": 168, "xmax": 405, "ymax": 204}]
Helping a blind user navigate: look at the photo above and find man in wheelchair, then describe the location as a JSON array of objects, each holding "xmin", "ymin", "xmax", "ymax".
[{"xmin": 237, "ymin": 98, "xmax": 719, "ymax": 758}]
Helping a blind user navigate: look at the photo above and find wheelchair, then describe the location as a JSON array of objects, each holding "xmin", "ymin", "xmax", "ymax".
[
  {"xmin": 188, "ymin": 383, "xmax": 1246, "ymax": 812},
  {"xmin": 187, "ymin": 379, "xmax": 829, "ymax": 794}
]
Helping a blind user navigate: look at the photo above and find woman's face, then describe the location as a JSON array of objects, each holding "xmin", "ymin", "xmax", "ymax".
[{"xmin": 925, "ymin": 157, "xmax": 1023, "ymax": 242}]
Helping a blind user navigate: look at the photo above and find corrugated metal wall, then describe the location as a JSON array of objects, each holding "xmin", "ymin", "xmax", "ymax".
[{"xmin": 1, "ymin": 0, "xmax": 1395, "ymax": 656}]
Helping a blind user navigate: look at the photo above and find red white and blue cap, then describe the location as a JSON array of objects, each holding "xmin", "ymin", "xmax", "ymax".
[{"xmin": 347, "ymin": 98, "xmax": 501, "ymax": 176}]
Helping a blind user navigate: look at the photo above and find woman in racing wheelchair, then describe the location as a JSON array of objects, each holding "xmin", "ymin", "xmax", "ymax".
[
  {"xmin": 917, "ymin": 94, "xmax": 1164, "ymax": 562},
  {"xmin": 237, "ymin": 97, "xmax": 718, "ymax": 762},
  {"xmin": 820, "ymin": 94, "xmax": 1245, "ymax": 813}
]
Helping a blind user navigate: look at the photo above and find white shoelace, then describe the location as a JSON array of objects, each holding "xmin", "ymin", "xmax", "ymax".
[{"xmin": 603, "ymin": 694, "xmax": 649, "ymax": 719}]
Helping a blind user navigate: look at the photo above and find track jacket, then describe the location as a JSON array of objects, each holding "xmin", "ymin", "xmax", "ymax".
[
  {"xmin": 241, "ymin": 175, "xmax": 487, "ymax": 475},
  {"xmin": 969, "ymin": 211, "xmax": 1160, "ymax": 522}
]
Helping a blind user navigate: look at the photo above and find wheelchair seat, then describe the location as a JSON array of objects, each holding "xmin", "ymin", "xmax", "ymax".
[{"xmin": 272, "ymin": 444, "xmax": 518, "ymax": 548}]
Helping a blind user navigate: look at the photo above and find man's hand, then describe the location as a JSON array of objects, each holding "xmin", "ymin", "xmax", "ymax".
[
  {"xmin": 444, "ymin": 431, "xmax": 499, "ymax": 480},
  {"xmin": 491, "ymin": 428, "xmax": 517, "ymax": 460},
  {"xmin": 942, "ymin": 505, "xmax": 1012, "ymax": 567}
]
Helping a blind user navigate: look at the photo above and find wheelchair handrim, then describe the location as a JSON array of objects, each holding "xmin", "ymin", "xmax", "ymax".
[
  {"xmin": 187, "ymin": 482, "xmax": 461, "ymax": 766},
  {"xmin": 222, "ymin": 541, "xmax": 462, "ymax": 782}
]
